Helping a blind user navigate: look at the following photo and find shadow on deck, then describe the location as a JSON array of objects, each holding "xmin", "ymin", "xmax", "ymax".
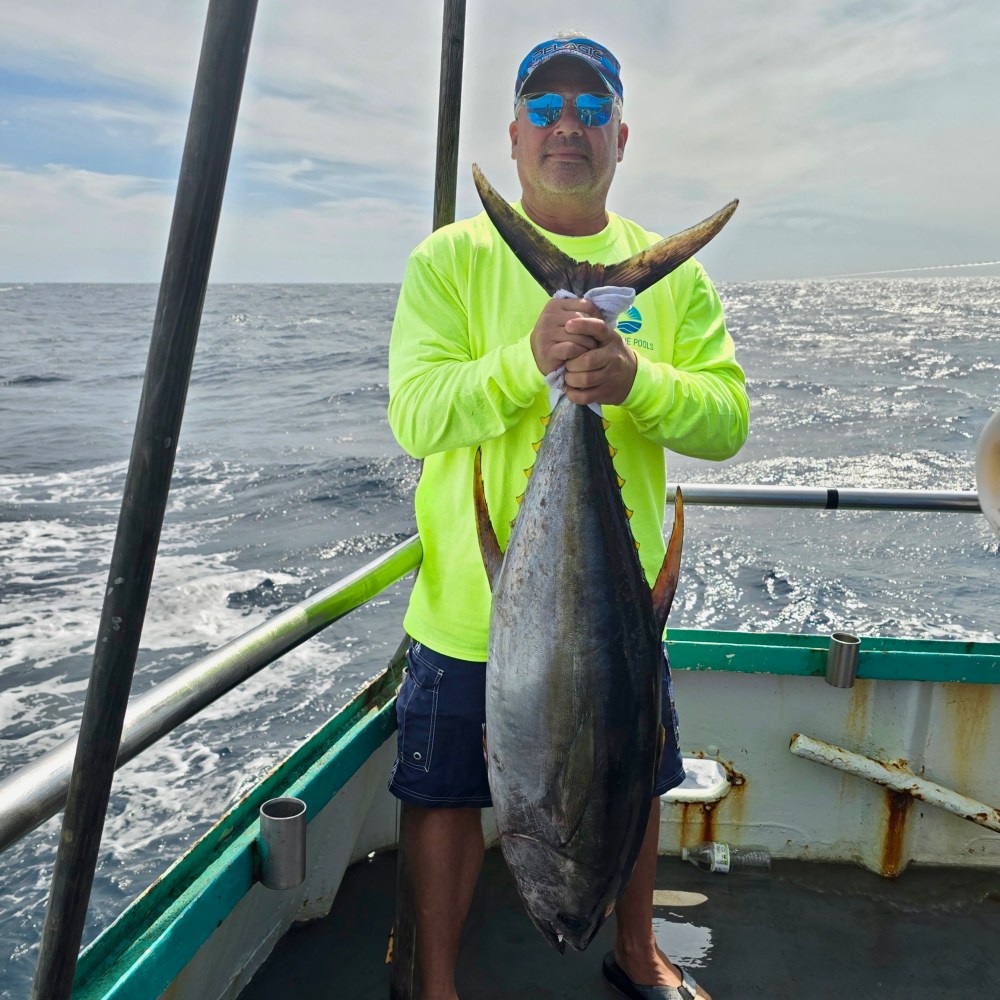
[{"xmin": 242, "ymin": 848, "xmax": 1000, "ymax": 998}]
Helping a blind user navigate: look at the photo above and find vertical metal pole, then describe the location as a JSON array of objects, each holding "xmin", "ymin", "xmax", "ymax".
[
  {"xmin": 392, "ymin": 10, "xmax": 468, "ymax": 996},
  {"xmin": 30, "ymin": 2, "xmax": 258, "ymax": 996},
  {"xmin": 432, "ymin": 0, "xmax": 467, "ymax": 231}
]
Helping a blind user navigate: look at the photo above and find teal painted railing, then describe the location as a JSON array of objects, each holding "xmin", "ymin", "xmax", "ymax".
[{"xmin": 667, "ymin": 630, "xmax": 1000, "ymax": 684}]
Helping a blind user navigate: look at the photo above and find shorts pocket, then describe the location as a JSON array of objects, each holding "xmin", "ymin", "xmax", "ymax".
[{"xmin": 397, "ymin": 644, "xmax": 444, "ymax": 773}]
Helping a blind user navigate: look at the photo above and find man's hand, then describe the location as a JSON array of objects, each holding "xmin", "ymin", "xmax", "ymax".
[
  {"xmin": 562, "ymin": 313, "xmax": 637, "ymax": 407},
  {"xmin": 530, "ymin": 297, "xmax": 637, "ymax": 406},
  {"xmin": 529, "ymin": 297, "xmax": 605, "ymax": 374}
]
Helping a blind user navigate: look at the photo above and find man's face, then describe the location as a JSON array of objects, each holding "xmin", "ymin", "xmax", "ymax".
[{"xmin": 509, "ymin": 58, "xmax": 627, "ymax": 208}]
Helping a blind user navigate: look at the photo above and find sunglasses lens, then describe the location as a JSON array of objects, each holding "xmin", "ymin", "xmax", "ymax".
[
  {"xmin": 525, "ymin": 93, "xmax": 563, "ymax": 128},
  {"xmin": 522, "ymin": 93, "xmax": 615, "ymax": 128},
  {"xmin": 575, "ymin": 94, "xmax": 613, "ymax": 127}
]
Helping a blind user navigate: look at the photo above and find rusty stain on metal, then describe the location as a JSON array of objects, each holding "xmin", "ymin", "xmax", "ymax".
[
  {"xmin": 942, "ymin": 682, "xmax": 994, "ymax": 793},
  {"xmin": 678, "ymin": 801, "xmax": 717, "ymax": 845},
  {"xmin": 858, "ymin": 754, "xmax": 1000, "ymax": 833},
  {"xmin": 880, "ymin": 789, "xmax": 914, "ymax": 878},
  {"xmin": 688, "ymin": 749, "xmax": 747, "ymax": 788},
  {"xmin": 843, "ymin": 679, "xmax": 873, "ymax": 744},
  {"xmin": 678, "ymin": 754, "xmax": 749, "ymax": 849}
]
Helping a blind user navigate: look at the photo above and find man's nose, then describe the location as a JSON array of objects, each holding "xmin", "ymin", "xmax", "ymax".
[{"xmin": 552, "ymin": 104, "xmax": 582, "ymax": 135}]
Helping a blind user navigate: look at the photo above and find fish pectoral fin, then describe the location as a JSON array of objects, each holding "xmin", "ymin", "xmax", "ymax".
[
  {"xmin": 652, "ymin": 486, "xmax": 685, "ymax": 637},
  {"xmin": 603, "ymin": 201, "xmax": 739, "ymax": 296},
  {"xmin": 473, "ymin": 446, "xmax": 503, "ymax": 591},
  {"xmin": 552, "ymin": 711, "xmax": 596, "ymax": 846}
]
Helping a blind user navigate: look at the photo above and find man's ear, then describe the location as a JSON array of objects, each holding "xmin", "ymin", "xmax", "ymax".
[
  {"xmin": 617, "ymin": 122, "xmax": 628, "ymax": 162},
  {"xmin": 510, "ymin": 120, "xmax": 519, "ymax": 160}
]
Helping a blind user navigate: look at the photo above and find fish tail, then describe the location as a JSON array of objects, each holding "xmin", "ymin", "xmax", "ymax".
[{"xmin": 472, "ymin": 163, "xmax": 737, "ymax": 297}]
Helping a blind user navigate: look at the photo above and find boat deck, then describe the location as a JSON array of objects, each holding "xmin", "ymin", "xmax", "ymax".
[{"xmin": 241, "ymin": 848, "xmax": 1000, "ymax": 999}]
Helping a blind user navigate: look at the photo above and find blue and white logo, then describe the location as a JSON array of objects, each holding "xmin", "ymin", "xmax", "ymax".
[{"xmin": 617, "ymin": 305, "xmax": 642, "ymax": 335}]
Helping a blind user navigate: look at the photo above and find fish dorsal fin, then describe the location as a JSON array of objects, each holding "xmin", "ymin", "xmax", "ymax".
[
  {"xmin": 473, "ymin": 163, "xmax": 738, "ymax": 297},
  {"xmin": 652, "ymin": 486, "xmax": 685, "ymax": 636},
  {"xmin": 473, "ymin": 446, "xmax": 503, "ymax": 591}
]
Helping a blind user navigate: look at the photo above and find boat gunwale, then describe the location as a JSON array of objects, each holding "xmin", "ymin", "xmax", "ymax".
[
  {"xmin": 71, "ymin": 645, "xmax": 406, "ymax": 998},
  {"xmin": 667, "ymin": 628, "xmax": 1000, "ymax": 683}
]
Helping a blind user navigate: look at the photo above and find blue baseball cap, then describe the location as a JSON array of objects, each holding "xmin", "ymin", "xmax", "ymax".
[{"xmin": 514, "ymin": 36, "xmax": 623, "ymax": 101}]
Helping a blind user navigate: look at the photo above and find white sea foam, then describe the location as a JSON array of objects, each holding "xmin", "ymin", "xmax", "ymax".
[{"xmin": 0, "ymin": 462, "xmax": 127, "ymax": 505}]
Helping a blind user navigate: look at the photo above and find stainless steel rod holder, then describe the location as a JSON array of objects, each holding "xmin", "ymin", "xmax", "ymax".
[
  {"xmin": 259, "ymin": 797, "xmax": 306, "ymax": 889},
  {"xmin": 825, "ymin": 632, "xmax": 860, "ymax": 688}
]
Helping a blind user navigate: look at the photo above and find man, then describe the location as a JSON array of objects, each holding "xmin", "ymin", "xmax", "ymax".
[{"xmin": 387, "ymin": 33, "xmax": 748, "ymax": 1000}]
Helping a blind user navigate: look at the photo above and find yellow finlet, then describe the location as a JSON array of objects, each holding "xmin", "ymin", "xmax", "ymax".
[
  {"xmin": 532, "ymin": 440, "xmax": 541, "ymax": 452},
  {"xmin": 625, "ymin": 506, "xmax": 634, "ymax": 520},
  {"xmin": 540, "ymin": 415, "xmax": 550, "ymax": 427},
  {"xmin": 608, "ymin": 445, "xmax": 618, "ymax": 458},
  {"xmin": 617, "ymin": 475, "xmax": 626, "ymax": 489},
  {"xmin": 602, "ymin": 418, "xmax": 611, "ymax": 431},
  {"xmin": 515, "ymin": 493, "xmax": 525, "ymax": 505},
  {"xmin": 524, "ymin": 467, "xmax": 533, "ymax": 479}
]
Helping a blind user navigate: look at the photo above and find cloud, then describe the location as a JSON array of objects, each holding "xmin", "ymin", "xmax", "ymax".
[
  {"xmin": 0, "ymin": 164, "xmax": 172, "ymax": 281},
  {"xmin": 211, "ymin": 197, "xmax": 430, "ymax": 284},
  {"xmin": 1, "ymin": 0, "xmax": 998, "ymax": 281}
]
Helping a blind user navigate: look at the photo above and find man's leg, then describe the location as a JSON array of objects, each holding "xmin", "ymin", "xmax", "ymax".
[
  {"xmin": 613, "ymin": 798, "xmax": 712, "ymax": 999},
  {"xmin": 402, "ymin": 804, "xmax": 484, "ymax": 1000}
]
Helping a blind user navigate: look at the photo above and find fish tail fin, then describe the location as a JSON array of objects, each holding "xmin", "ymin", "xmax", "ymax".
[
  {"xmin": 473, "ymin": 163, "xmax": 737, "ymax": 297},
  {"xmin": 602, "ymin": 203, "xmax": 739, "ymax": 296},
  {"xmin": 474, "ymin": 446, "xmax": 503, "ymax": 590},
  {"xmin": 652, "ymin": 486, "xmax": 684, "ymax": 636}
]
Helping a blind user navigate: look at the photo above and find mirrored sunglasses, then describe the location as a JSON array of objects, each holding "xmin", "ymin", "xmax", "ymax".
[{"xmin": 518, "ymin": 92, "xmax": 618, "ymax": 129}]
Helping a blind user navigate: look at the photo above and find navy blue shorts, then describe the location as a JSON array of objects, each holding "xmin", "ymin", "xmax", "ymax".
[{"xmin": 387, "ymin": 640, "xmax": 686, "ymax": 808}]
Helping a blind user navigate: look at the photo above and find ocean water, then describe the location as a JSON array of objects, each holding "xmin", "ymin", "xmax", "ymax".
[{"xmin": 1, "ymin": 278, "xmax": 998, "ymax": 993}]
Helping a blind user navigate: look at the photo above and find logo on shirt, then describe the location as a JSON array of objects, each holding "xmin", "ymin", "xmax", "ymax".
[
  {"xmin": 617, "ymin": 306, "xmax": 642, "ymax": 335},
  {"xmin": 617, "ymin": 306, "xmax": 655, "ymax": 351}
]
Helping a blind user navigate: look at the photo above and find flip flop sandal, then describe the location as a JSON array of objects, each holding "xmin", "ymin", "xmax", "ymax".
[{"xmin": 602, "ymin": 951, "xmax": 702, "ymax": 1000}]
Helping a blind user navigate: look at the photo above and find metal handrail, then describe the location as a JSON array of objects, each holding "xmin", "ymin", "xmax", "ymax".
[
  {"xmin": 667, "ymin": 484, "xmax": 980, "ymax": 513},
  {"xmin": 0, "ymin": 534, "xmax": 421, "ymax": 855}
]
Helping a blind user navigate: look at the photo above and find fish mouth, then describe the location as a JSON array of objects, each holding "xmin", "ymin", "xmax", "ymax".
[
  {"xmin": 554, "ymin": 910, "xmax": 602, "ymax": 951},
  {"xmin": 499, "ymin": 832, "xmax": 608, "ymax": 952},
  {"xmin": 535, "ymin": 911, "xmax": 603, "ymax": 953}
]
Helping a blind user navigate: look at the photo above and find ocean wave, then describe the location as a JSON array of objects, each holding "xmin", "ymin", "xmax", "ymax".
[{"xmin": 0, "ymin": 373, "xmax": 69, "ymax": 386}]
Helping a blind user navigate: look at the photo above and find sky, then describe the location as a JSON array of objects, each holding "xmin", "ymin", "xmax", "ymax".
[{"xmin": 1, "ymin": 0, "xmax": 998, "ymax": 283}]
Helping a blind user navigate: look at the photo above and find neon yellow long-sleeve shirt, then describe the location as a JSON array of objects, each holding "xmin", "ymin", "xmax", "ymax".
[{"xmin": 388, "ymin": 204, "xmax": 748, "ymax": 660}]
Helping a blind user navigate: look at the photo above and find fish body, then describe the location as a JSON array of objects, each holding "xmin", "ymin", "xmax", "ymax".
[
  {"xmin": 484, "ymin": 394, "xmax": 663, "ymax": 951},
  {"xmin": 470, "ymin": 165, "xmax": 733, "ymax": 952}
]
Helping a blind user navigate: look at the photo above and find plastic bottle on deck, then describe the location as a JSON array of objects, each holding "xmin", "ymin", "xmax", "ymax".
[{"xmin": 681, "ymin": 841, "xmax": 771, "ymax": 874}]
